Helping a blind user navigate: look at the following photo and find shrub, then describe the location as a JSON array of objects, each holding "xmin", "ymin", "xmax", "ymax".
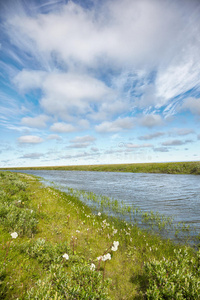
[
  {"xmin": 25, "ymin": 263, "xmax": 110, "ymax": 299},
  {"xmin": 145, "ymin": 248, "xmax": 200, "ymax": 299},
  {"xmin": 0, "ymin": 204, "xmax": 38, "ymax": 237},
  {"xmin": 20, "ymin": 239, "xmax": 69, "ymax": 267}
]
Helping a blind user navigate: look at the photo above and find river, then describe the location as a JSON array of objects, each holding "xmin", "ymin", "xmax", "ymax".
[{"xmin": 14, "ymin": 170, "xmax": 200, "ymax": 233}]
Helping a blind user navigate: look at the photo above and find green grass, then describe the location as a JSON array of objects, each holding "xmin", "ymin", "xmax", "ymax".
[
  {"xmin": 2, "ymin": 161, "xmax": 200, "ymax": 175},
  {"xmin": 0, "ymin": 171, "xmax": 200, "ymax": 299}
]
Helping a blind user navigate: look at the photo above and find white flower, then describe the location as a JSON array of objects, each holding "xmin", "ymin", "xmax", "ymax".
[
  {"xmin": 113, "ymin": 241, "xmax": 119, "ymax": 247},
  {"xmin": 97, "ymin": 256, "xmax": 103, "ymax": 261},
  {"xmin": 111, "ymin": 241, "xmax": 119, "ymax": 251},
  {"xmin": 11, "ymin": 232, "xmax": 18, "ymax": 239},
  {"xmin": 76, "ymin": 230, "xmax": 80, "ymax": 233},
  {"xmin": 98, "ymin": 212, "xmax": 101, "ymax": 216},
  {"xmin": 90, "ymin": 263, "xmax": 96, "ymax": 271},
  {"xmin": 102, "ymin": 253, "xmax": 111, "ymax": 261},
  {"xmin": 63, "ymin": 253, "xmax": 69, "ymax": 260},
  {"xmin": 111, "ymin": 245, "xmax": 118, "ymax": 251},
  {"xmin": 113, "ymin": 229, "xmax": 118, "ymax": 235}
]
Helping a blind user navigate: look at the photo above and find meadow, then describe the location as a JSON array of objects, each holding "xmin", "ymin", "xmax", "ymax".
[
  {"xmin": 3, "ymin": 161, "xmax": 200, "ymax": 175},
  {"xmin": 0, "ymin": 171, "xmax": 200, "ymax": 299}
]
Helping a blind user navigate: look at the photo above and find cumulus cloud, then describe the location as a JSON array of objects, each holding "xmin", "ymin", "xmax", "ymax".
[
  {"xmin": 50, "ymin": 122, "xmax": 76, "ymax": 133},
  {"xmin": 139, "ymin": 132, "xmax": 165, "ymax": 140},
  {"xmin": 95, "ymin": 117, "xmax": 134, "ymax": 133},
  {"xmin": 154, "ymin": 147, "xmax": 169, "ymax": 152},
  {"xmin": 125, "ymin": 143, "xmax": 153, "ymax": 149},
  {"xmin": 70, "ymin": 135, "xmax": 96, "ymax": 144},
  {"xmin": 15, "ymin": 70, "xmax": 115, "ymax": 121},
  {"xmin": 21, "ymin": 114, "xmax": 49, "ymax": 128},
  {"xmin": 46, "ymin": 134, "xmax": 62, "ymax": 140},
  {"xmin": 139, "ymin": 114, "xmax": 163, "ymax": 128},
  {"xmin": 68, "ymin": 135, "xmax": 96, "ymax": 148},
  {"xmin": 162, "ymin": 139, "xmax": 192, "ymax": 146},
  {"xmin": 20, "ymin": 153, "xmax": 44, "ymax": 159},
  {"xmin": 182, "ymin": 97, "xmax": 200, "ymax": 115},
  {"xmin": 61, "ymin": 150, "xmax": 99, "ymax": 160},
  {"xmin": 17, "ymin": 135, "xmax": 43, "ymax": 144},
  {"xmin": 174, "ymin": 128, "xmax": 195, "ymax": 136},
  {"xmin": 14, "ymin": 70, "xmax": 47, "ymax": 92}
]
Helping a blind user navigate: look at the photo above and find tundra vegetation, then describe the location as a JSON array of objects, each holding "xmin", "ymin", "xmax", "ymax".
[
  {"xmin": 0, "ymin": 171, "xmax": 200, "ymax": 299},
  {"xmin": 3, "ymin": 161, "xmax": 200, "ymax": 175}
]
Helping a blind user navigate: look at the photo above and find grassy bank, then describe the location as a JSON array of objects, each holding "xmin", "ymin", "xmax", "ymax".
[
  {"xmin": 1, "ymin": 171, "xmax": 200, "ymax": 299},
  {"xmin": 2, "ymin": 161, "xmax": 200, "ymax": 175}
]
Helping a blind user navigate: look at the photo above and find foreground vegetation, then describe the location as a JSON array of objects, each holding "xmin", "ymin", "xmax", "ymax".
[
  {"xmin": 3, "ymin": 161, "xmax": 200, "ymax": 175},
  {"xmin": 0, "ymin": 171, "xmax": 200, "ymax": 299}
]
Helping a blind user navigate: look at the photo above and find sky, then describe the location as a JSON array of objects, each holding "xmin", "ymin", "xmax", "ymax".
[{"xmin": 1, "ymin": 0, "xmax": 200, "ymax": 168}]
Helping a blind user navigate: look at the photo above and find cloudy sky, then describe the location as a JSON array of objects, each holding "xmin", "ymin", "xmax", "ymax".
[{"xmin": 1, "ymin": 0, "xmax": 200, "ymax": 167}]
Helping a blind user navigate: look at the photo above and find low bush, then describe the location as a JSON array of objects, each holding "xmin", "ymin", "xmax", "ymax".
[
  {"xmin": 145, "ymin": 248, "xmax": 200, "ymax": 299},
  {"xmin": 0, "ymin": 203, "xmax": 38, "ymax": 237},
  {"xmin": 25, "ymin": 263, "xmax": 110, "ymax": 299},
  {"xmin": 20, "ymin": 238, "xmax": 70, "ymax": 267}
]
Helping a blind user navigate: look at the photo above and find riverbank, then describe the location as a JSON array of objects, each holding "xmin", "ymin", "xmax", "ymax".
[
  {"xmin": 2, "ymin": 161, "xmax": 200, "ymax": 175},
  {"xmin": 1, "ymin": 171, "xmax": 200, "ymax": 299}
]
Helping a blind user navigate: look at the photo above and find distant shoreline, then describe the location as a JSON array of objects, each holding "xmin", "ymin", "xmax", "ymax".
[{"xmin": 2, "ymin": 161, "xmax": 200, "ymax": 175}]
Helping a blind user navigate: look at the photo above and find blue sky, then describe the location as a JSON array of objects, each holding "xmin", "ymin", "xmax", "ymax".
[{"xmin": 1, "ymin": 0, "xmax": 200, "ymax": 167}]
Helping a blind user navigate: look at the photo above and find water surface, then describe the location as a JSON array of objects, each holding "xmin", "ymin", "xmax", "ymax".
[{"xmin": 14, "ymin": 170, "xmax": 200, "ymax": 232}]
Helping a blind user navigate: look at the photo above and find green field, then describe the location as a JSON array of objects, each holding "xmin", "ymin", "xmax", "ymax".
[
  {"xmin": 1, "ymin": 171, "xmax": 200, "ymax": 299},
  {"xmin": 3, "ymin": 161, "xmax": 200, "ymax": 175}
]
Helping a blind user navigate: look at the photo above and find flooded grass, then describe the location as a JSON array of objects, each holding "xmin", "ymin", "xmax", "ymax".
[{"xmin": 0, "ymin": 171, "xmax": 200, "ymax": 299}]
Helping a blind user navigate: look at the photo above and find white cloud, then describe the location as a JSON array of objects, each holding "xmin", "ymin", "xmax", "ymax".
[
  {"xmin": 68, "ymin": 135, "xmax": 96, "ymax": 148},
  {"xmin": 14, "ymin": 70, "xmax": 47, "ymax": 92},
  {"xmin": 20, "ymin": 153, "xmax": 44, "ymax": 159},
  {"xmin": 18, "ymin": 135, "xmax": 43, "ymax": 144},
  {"xmin": 47, "ymin": 134, "xmax": 62, "ymax": 140},
  {"xmin": 41, "ymin": 72, "xmax": 114, "ymax": 118},
  {"xmin": 139, "ymin": 132, "xmax": 165, "ymax": 140},
  {"xmin": 6, "ymin": 0, "xmax": 200, "ymax": 124},
  {"xmin": 21, "ymin": 114, "xmax": 49, "ymax": 128},
  {"xmin": 154, "ymin": 147, "xmax": 169, "ymax": 152},
  {"xmin": 15, "ymin": 70, "xmax": 115, "ymax": 120},
  {"xmin": 61, "ymin": 150, "xmax": 99, "ymax": 160},
  {"xmin": 68, "ymin": 143, "xmax": 91, "ymax": 149},
  {"xmin": 174, "ymin": 128, "xmax": 195, "ymax": 136},
  {"xmin": 6, "ymin": 0, "xmax": 175, "ymax": 68},
  {"xmin": 91, "ymin": 147, "xmax": 99, "ymax": 152},
  {"xmin": 70, "ymin": 135, "xmax": 95, "ymax": 143},
  {"xmin": 50, "ymin": 122, "xmax": 76, "ymax": 133},
  {"xmin": 156, "ymin": 57, "xmax": 200, "ymax": 101},
  {"xmin": 125, "ymin": 143, "xmax": 153, "ymax": 149},
  {"xmin": 162, "ymin": 139, "xmax": 191, "ymax": 146},
  {"xmin": 139, "ymin": 114, "xmax": 163, "ymax": 128},
  {"xmin": 95, "ymin": 117, "xmax": 134, "ymax": 133},
  {"xmin": 182, "ymin": 97, "xmax": 200, "ymax": 115}
]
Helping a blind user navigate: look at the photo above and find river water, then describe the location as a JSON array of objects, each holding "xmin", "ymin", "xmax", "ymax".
[{"xmin": 15, "ymin": 170, "xmax": 200, "ymax": 233}]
